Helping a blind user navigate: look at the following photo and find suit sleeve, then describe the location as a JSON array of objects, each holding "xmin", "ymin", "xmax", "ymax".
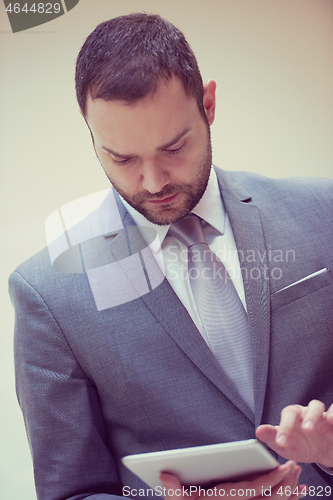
[{"xmin": 9, "ymin": 270, "xmax": 126, "ymax": 500}]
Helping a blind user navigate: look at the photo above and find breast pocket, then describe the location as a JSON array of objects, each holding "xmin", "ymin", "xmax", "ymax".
[{"xmin": 270, "ymin": 268, "xmax": 333, "ymax": 311}]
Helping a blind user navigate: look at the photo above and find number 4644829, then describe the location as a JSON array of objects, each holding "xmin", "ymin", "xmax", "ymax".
[
  {"xmin": 277, "ymin": 485, "xmax": 332, "ymax": 497},
  {"xmin": 6, "ymin": 3, "xmax": 61, "ymax": 14}
]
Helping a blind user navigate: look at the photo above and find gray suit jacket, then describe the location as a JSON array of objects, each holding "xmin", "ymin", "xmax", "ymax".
[{"xmin": 9, "ymin": 168, "xmax": 333, "ymax": 499}]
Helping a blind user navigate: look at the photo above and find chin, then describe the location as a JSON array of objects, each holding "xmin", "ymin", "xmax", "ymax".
[
  {"xmin": 136, "ymin": 199, "xmax": 201, "ymax": 226},
  {"xmin": 138, "ymin": 209, "xmax": 185, "ymax": 226}
]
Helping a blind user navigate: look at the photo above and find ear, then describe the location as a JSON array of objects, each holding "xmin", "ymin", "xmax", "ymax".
[{"xmin": 203, "ymin": 79, "xmax": 216, "ymax": 126}]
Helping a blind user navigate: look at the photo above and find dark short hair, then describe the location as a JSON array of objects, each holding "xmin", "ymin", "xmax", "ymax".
[{"xmin": 75, "ymin": 13, "xmax": 205, "ymax": 119}]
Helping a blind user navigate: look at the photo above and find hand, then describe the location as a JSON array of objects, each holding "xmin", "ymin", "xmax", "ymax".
[
  {"xmin": 160, "ymin": 460, "xmax": 306, "ymax": 499},
  {"xmin": 256, "ymin": 400, "xmax": 333, "ymax": 467}
]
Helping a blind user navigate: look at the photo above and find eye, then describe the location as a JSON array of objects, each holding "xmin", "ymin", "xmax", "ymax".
[
  {"xmin": 105, "ymin": 152, "xmax": 135, "ymax": 165},
  {"xmin": 165, "ymin": 142, "xmax": 186, "ymax": 156},
  {"xmin": 101, "ymin": 146, "xmax": 135, "ymax": 165},
  {"xmin": 111, "ymin": 156, "xmax": 132, "ymax": 165}
]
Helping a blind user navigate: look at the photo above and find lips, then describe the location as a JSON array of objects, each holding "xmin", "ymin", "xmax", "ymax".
[{"xmin": 147, "ymin": 192, "xmax": 179, "ymax": 205}]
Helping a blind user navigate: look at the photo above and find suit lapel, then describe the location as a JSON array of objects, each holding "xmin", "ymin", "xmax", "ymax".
[{"xmin": 215, "ymin": 169, "xmax": 271, "ymax": 427}]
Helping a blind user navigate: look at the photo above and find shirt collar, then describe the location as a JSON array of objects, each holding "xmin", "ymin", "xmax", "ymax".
[{"xmin": 120, "ymin": 167, "xmax": 226, "ymax": 253}]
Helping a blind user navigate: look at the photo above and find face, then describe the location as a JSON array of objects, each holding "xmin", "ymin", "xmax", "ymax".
[{"xmin": 85, "ymin": 77, "xmax": 216, "ymax": 225}]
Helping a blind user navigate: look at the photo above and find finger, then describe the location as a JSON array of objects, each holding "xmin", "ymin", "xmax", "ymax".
[
  {"xmin": 276, "ymin": 405, "xmax": 303, "ymax": 447},
  {"xmin": 160, "ymin": 473, "xmax": 187, "ymax": 500},
  {"xmin": 285, "ymin": 467, "xmax": 307, "ymax": 499},
  {"xmin": 160, "ymin": 472, "xmax": 181, "ymax": 488},
  {"xmin": 301, "ymin": 400, "xmax": 326, "ymax": 433},
  {"xmin": 256, "ymin": 424, "xmax": 278, "ymax": 448},
  {"xmin": 270, "ymin": 464, "xmax": 301, "ymax": 499},
  {"xmin": 236, "ymin": 460, "xmax": 296, "ymax": 496},
  {"xmin": 324, "ymin": 403, "xmax": 333, "ymax": 424}
]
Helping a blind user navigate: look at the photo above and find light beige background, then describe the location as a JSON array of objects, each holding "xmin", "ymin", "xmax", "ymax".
[{"xmin": 1, "ymin": 0, "xmax": 332, "ymax": 498}]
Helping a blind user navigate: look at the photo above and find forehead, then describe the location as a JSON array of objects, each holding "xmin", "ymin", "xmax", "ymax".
[{"xmin": 85, "ymin": 78, "xmax": 201, "ymax": 152}]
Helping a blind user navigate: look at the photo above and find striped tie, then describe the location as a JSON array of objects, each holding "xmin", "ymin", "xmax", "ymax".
[{"xmin": 169, "ymin": 214, "xmax": 254, "ymax": 412}]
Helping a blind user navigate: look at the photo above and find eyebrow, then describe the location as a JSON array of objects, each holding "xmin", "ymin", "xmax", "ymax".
[{"xmin": 101, "ymin": 126, "xmax": 192, "ymax": 159}]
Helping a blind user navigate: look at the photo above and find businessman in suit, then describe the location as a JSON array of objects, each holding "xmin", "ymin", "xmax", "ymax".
[{"xmin": 9, "ymin": 13, "xmax": 333, "ymax": 500}]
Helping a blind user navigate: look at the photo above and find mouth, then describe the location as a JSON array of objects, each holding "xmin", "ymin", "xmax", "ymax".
[{"xmin": 147, "ymin": 192, "xmax": 179, "ymax": 205}]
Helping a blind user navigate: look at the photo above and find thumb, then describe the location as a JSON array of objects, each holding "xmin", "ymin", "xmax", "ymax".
[
  {"xmin": 160, "ymin": 472, "xmax": 182, "ymax": 488},
  {"xmin": 256, "ymin": 424, "xmax": 279, "ymax": 449}
]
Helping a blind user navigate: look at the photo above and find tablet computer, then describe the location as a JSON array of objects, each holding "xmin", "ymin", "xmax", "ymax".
[{"xmin": 122, "ymin": 439, "xmax": 278, "ymax": 489}]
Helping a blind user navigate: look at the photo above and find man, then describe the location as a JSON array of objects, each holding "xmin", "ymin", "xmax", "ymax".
[{"xmin": 9, "ymin": 13, "xmax": 333, "ymax": 500}]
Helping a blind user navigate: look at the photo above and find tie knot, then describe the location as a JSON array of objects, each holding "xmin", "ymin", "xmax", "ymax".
[{"xmin": 169, "ymin": 214, "xmax": 207, "ymax": 248}]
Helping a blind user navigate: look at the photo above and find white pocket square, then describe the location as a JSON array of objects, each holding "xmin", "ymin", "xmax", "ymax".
[{"xmin": 278, "ymin": 268, "xmax": 328, "ymax": 293}]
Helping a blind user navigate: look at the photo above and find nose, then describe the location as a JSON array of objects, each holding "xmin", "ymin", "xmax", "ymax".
[{"xmin": 141, "ymin": 161, "xmax": 169, "ymax": 194}]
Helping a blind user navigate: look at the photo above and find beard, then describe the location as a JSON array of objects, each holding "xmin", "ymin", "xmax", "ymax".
[{"xmin": 103, "ymin": 132, "xmax": 212, "ymax": 226}]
